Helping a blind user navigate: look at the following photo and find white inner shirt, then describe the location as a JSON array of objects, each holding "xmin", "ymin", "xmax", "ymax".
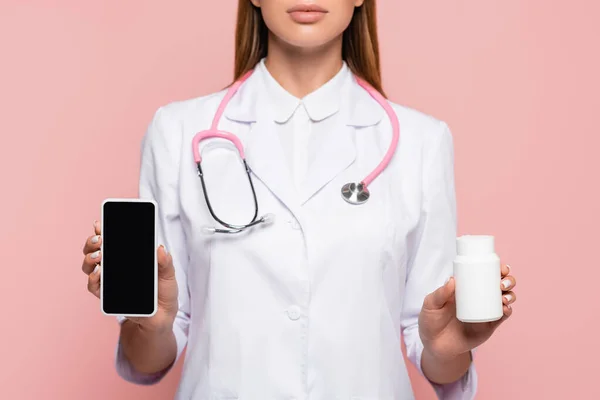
[{"xmin": 257, "ymin": 59, "xmax": 350, "ymax": 193}]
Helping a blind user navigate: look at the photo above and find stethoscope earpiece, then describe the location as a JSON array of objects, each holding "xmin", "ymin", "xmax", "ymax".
[
  {"xmin": 260, "ymin": 213, "xmax": 276, "ymax": 225},
  {"xmin": 201, "ymin": 226, "xmax": 217, "ymax": 235},
  {"xmin": 201, "ymin": 213, "xmax": 275, "ymax": 235}
]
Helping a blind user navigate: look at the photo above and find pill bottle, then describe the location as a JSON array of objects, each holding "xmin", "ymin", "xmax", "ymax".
[{"xmin": 453, "ymin": 235, "xmax": 503, "ymax": 323}]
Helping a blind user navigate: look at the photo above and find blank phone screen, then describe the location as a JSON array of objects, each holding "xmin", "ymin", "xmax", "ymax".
[{"xmin": 102, "ymin": 201, "xmax": 156, "ymax": 315}]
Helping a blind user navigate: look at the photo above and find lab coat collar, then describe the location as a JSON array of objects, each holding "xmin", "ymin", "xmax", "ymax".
[
  {"xmin": 256, "ymin": 58, "xmax": 349, "ymax": 123},
  {"xmin": 224, "ymin": 61, "xmax": 384, "ymax": 127}
]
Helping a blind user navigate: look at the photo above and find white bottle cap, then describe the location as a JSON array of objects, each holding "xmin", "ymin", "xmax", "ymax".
[{"xmin": 456, "ymin": 235, "xmax": 495, "ymax": 256}]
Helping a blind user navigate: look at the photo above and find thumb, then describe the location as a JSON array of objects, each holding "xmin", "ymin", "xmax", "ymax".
[
  {"xmin": 157, "ymin": 245, "xmax": 175, "ymax": 280},
  {"xmin": 424, "ymin": 276, "xmax": 456, "ymax": 310}
]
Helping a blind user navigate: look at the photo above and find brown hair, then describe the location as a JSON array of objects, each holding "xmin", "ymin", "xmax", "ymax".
[{"xmin": 233, "ymin": 0, "xmax": 386, "ymax": 97}]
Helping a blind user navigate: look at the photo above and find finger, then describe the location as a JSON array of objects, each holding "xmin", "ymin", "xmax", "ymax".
[
  {"xmin": 93, "ymin": 220, "xmax": 101, "ymax": 236},
  {"xmin": 502, "ymin": 291, "xmax": 516, "ymax": 305},
  {"xmin": 423, "ymin": 277, "xmax": 455, "ymax": 310},
  {"xmin": 490, "ymin": 304, "xmax": 513, "ymax": 329},
  {"xmin": 157, "ymin": 245, "xmax": 175, "ymax": 280},
  {"xmin": 87, "ymin": 264, "xmax": 101, "ymax": 298},
  {"xmin": 501, "ymin": 275, "xmax": 516, "ymax": 292},
  {"xmin": 82, "ymin": 234, "xmax": 102, "ymax": 255},
  {"xmin": 82, "ymin": 250, "xmax": 101, "ymax": 275},
  {"xmin": 501, "ymin": 263, "xmax": 511, "ymax": 277}
]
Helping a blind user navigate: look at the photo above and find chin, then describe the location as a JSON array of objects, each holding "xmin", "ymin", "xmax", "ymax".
[{"xmin": 276, "ymin": 28, "xmax": 340, "ymax": 50}]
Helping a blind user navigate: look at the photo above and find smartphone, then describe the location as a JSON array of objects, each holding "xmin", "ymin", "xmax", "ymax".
[{"xmin": 100, "ymin": 198, "xmax": 158, "ymax": 317}]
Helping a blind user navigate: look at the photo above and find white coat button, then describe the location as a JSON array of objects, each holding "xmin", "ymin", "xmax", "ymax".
[{"xmin": 287, "ymin": 305, "xmax": 301, "ymax": 320}]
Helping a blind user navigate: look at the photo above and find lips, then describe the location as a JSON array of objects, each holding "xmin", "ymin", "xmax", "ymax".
[
  {"xmin": 286, "ymin": 3, "xmax": 328, "ymax": 13},
  {"xmin": 287, "ymin": 3, "xmax": 328, "ymax": 23}
]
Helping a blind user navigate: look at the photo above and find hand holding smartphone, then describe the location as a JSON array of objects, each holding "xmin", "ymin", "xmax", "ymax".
[
  {"xmin": 100, "ymin": 198, "xmax": 159, "ymax": 316},
  {"xmin": 81, "ymin": 199, "xmax": 178, "ymax": 332},
  {"xmin": 98, "ymin": 198, "xmax": 180, "ymax": 330}
]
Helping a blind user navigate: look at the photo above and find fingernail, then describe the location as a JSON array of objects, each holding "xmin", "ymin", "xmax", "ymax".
[
  {"xmin": 93, "ymin": 220, "xmax": 97, "ymax": 228},
  {"xmin": 502, "ymin": 279, "xmax": 511, "ymax": 289},
  {"xmin": 91, "ymin": 250, "xmax": 100, "ymax": 259},
  {"xmin": 503, "ymin": 294, "xmax": 513, "ymax": 302},
  {"xmin": 91, "ymin": 235, "xmax": 99, "ymax": 244},
  {"xmin": 506, "ymin": 264, "xmax": 511, "ymax": 273},
  {"xmin": 162, "ymin": 245, "xmax": 169, "ymax": 255},
  {"xmin": 93, "ymin": 264, "xmax": 100, "ymax": 274},
  {"xmin": 445, "ymin": 276, "xmax": 450, "ymax": 284}
]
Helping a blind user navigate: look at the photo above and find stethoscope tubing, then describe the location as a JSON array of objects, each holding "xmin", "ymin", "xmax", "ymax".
[{"xmin": 192, "ymin": 68, "xmax": 400, "ymax": 234}]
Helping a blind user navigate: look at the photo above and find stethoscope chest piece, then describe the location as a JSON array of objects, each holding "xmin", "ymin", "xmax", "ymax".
[{"xmin": 341, "ymin": 182, "xmax": 370, "ymax": 205}]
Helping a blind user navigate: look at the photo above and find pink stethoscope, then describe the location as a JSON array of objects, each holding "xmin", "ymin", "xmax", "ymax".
[{"xmin": 192, "ymin": 69, "xmax": 400, "ymax": 234}]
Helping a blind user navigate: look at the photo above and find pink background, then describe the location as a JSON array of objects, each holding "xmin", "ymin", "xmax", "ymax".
[{"xmin": 1, "ymin": 0, "xmax": 598, "ymax": 398}]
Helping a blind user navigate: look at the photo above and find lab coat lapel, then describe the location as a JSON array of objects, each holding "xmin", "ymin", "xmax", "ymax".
[
  {"xmin": 224, "ymin": 73, "xmax": 299, "ymax": 213},
  {"xmin": 245, "ymin": 118, "xmax": 299, "ymax": 212},
  {"xmin": 299, "ymin": 77, "xmax": 384, "ymax": 205},
  {"xmin": 299, "ymin": 123, "xmax": 356, "ymax": 206}
]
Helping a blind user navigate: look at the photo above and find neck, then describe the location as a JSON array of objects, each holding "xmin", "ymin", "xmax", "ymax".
[{"xmin": 264, "ymin": 34, "xmax": 344, "ymax": 98}]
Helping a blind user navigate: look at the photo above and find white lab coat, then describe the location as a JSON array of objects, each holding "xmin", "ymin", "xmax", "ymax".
[{"xmin": 115, "ymin": 64, "xmax": 477, "ymax": 400}]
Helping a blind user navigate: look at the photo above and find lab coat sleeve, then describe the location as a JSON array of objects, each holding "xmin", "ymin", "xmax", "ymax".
[
  {"xmin": 114, "ymin": 106, "xmax": 191, "ymax": 385},
  {"xmin": 400, "ymin": 121, "xmax": 477, "ymax": 399}
]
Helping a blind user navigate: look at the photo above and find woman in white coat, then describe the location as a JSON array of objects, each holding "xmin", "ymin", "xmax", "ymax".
[{"xmin": 81, "ymin": 0, "xmax": 517, "ymax": 399}]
